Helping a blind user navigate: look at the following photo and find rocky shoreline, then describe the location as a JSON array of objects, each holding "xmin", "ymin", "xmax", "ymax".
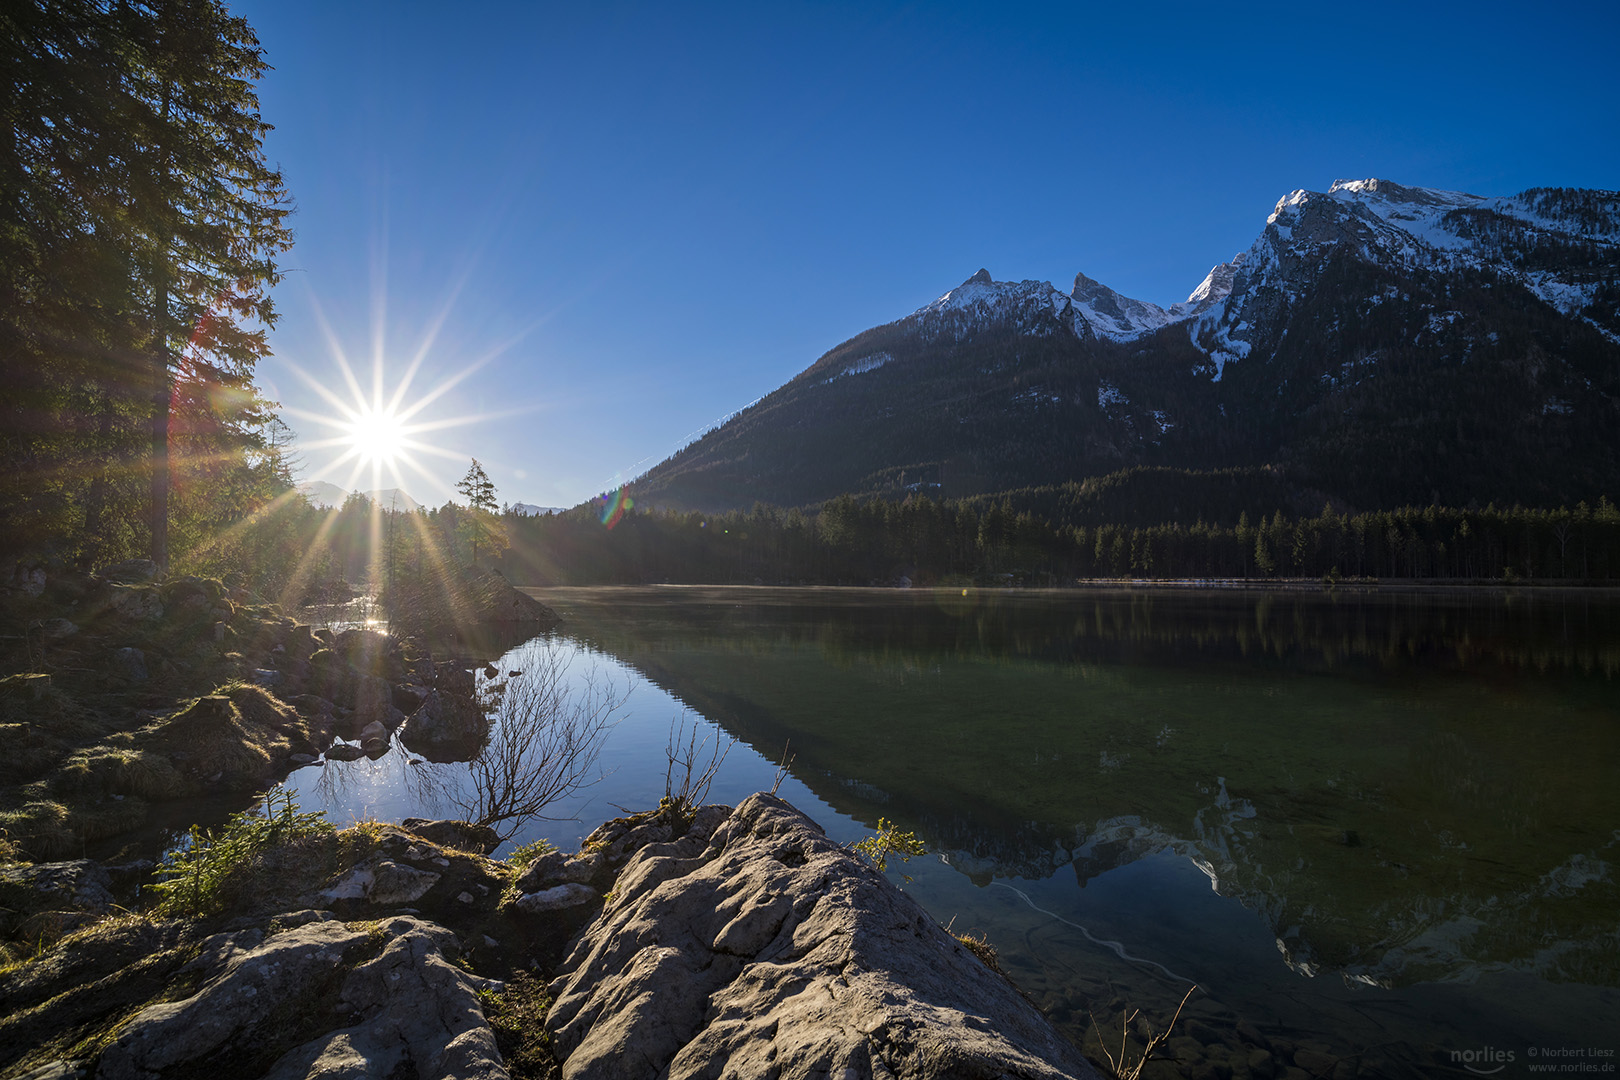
[
  {"xmin": 0, "ymin": 559, "xmax": 556, "ymax": 866},
  {"xmin": 1, "ymin": 795, "xmax": 1101, "ymax": 1079},
  {"xmin": 1, "ymin": 561, "xmax": 1102, "ymax": 1079}
]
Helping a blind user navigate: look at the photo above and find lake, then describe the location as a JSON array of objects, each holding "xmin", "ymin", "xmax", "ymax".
[{"xmin": 286, "ymin": 585, "xmax": 1620, "ymax": 1078}]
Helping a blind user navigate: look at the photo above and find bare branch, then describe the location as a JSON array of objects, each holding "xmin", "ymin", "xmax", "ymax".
[
  {"xmin": 663, "ymin": 711, "xmax": 732, "ymax": 812},
  {"xmin": 448, "ymin": 639, "xmax": 630, "ymax": 842}
]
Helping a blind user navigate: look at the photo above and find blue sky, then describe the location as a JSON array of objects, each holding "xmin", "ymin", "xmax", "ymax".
[{"xmin": 238, "ymin": 0, "xmax": 1620, "ymax": 509}]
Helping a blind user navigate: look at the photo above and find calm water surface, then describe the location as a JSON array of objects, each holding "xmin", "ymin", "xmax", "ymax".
[{"xmin": 287, "ymin": 586, "xmax": 1620, "ymax": 1078}]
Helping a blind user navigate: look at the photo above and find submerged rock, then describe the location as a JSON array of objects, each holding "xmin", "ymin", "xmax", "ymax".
[{"xmin": 547, "ymin": 793, "xmax": 1099, "ymax": 1080}]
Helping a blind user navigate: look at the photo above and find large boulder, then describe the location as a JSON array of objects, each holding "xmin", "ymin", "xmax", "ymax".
[
  {"xmin": 545, "ymin": 793, "xmax": 1100, "ymax": 1080},
  {"xmin": 399, "ymin": 689, "xmax": 489, "ymax": 758},
  {"xmin": 0, "ymin": 860, "xmax": 114, "ymax": 940},
  {"xmin": 96, "ymin": 915, "xmax": 506, "ymax": 1080}
]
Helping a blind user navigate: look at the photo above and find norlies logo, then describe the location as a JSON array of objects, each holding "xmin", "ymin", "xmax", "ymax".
[{"xmin": 1452, "ymin": 1047, "xmax": 1516, "ymax": 1075}]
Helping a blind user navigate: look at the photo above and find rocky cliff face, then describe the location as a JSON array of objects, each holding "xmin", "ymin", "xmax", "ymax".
[{"xmin": 546, "ymin": 793, "xmax": 1099, "ymax": 1080}]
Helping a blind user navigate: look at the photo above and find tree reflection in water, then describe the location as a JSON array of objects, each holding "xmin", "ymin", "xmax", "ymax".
[{"xmin": 311, "ymin": 639, "xmax": 631, "ymax": 844}]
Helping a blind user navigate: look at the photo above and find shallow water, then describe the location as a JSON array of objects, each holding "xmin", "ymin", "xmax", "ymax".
[{"xmin": 286, "ymin": 586, "xmax": 1620, "ymax": 1077}]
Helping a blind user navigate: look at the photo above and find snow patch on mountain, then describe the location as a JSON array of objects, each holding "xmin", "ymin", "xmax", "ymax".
[{"xmin": 825, "ymin": 352, "xmax": 894, "ymax": 382}]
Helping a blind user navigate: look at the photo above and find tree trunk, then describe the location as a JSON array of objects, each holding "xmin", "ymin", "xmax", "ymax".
[
  {"xmin": 149, "ymin": 82, "xmax": 172, "ymax": 571},
  {"xmin": 82, "ymin": 400, "xmax": 118, "ymax": 559}
]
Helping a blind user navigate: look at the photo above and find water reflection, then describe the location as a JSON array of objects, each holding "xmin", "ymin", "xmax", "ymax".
[{"xmin": 540, "ymin": 586, "xmax": 1620, "ymax": 996}]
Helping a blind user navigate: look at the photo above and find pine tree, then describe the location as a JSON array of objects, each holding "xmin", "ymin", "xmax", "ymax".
[{"xmin": 455, "ymin": 459, "xmax": 504, "ymax": 567}]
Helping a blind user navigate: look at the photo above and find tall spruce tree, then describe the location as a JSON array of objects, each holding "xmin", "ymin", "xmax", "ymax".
[
  {"xmin": 0, "ymin": 0, "xmax": 290, "ymax": 568},
  {"xmin": 119, "ymin": 0, "xmax": 291, "ymax": 568}
]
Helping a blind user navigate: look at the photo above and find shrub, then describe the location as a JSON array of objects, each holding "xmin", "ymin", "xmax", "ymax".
[
  {"xmin": 506, "ymin": 838, "xmax": 556, "ymax": 872},
  {"xmin": 148, "ymin": 788, "xmax": 332, "ymax": 917},
  {"xmin": 852, "ymin": 817, "xmax": 925, "ymax": 873}
]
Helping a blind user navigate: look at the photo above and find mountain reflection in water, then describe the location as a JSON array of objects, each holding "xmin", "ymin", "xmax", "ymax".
[{"xmin": 532, "ymin": 586, "xmax": 1619, "ymax": 1063}]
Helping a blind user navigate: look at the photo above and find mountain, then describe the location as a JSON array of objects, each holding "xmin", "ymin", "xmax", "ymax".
[
  {"xmin": 632, "ymin": 179, "xmax": 1620, "ymax": 515},
  {"xmin": 297, "ymin": 482, "xmax": 424, "ymax": 512},
  {"xmin": 507, "ymin": 502, "xmax": 565, "ymax": 516}
]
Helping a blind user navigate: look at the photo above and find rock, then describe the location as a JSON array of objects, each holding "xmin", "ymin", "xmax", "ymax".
[
  {"xmin": 283, "ymin": 623, "xmax": 318, "ymax": 661},
  {"xmin": 322, "ymin": 859, "xmax": 441, "ymax": 906},
  {"xmin": 325, "ymin": 743, "xmax": 365, "ymax": 762},
  {"xmin": 546, "ymin": 793, "xmax": 1100, "ymax": 1080},
  {"xmin": 462, "ymin": 568, "xmax": 561, "ymax": 626},
  {"xmin": 105, "ymin": 584, "xmax": 163, "ymax": 621},
  {"xmin": 401, "ymin": 819, "xmax": 500, "ymax": 854},
  {"xmin": 289, "ymin": 753, "xmax": 320, "ymax": 767},
  {"xmin": 358, "ymin": 720, "xmax": 390, "ymax": 752},
  {"xmin": 1237, "ymin": 1020, "xmax": 1270, "ymax": 1049},
  {"xmin": 0, "ymin": 860, "xmax": 115, "ymax": 937},
  {"xmin": 399, "ymin": 688, "xmax": 489, "ymax": 756},
  {"xmin": 433, "ymin": 661, "xmax": 476, "ymax": 698},
  {"xmin": 332, "ymin": 628, "xmax": 395, "ymax": 676},
  {"xmin": 160, "ymin": 576, "xmax": 219, "ymax": 612},
  {"xmin": 99, "ymin": 559, "xmax": 159, "ymax": 584},
  {"xmin": 372, "ymin": 860, "xmax": 442, "ymax": 904},
  {"xmin": 12, "ymin": 563, "xmax": 47, "ymax": 596},
  {"xmin": 1293, "ymin": 1049, "xmax": 1341, "ymax": 1078},
  {"xmin": 290, "ymin": 693, "xmax": 336, "ymax": 716},
  {"xmin": 262, "ymin": 918, "xmax": 505, "ymax": 1080},
  {"xmin": 39, "ymin": 618, "xmax": 78, "ymax": 640},
  {"xmin": 1248, "ymin": 1048, "xmax": 1278, "ymax": 1079},
  {"xmin": 251, "ymin": 667, "xmax": 283, "ymax": 689},
  {"xmin": 514, "ymin": 883, "xmax": 598, "ymax": 914},
  {"xmin": 96, "ymin": 916, "xmax": 505, "ymax": 1080},
  {"xmin": 513, "ymin": 851, "xmax": 569, "ymax": 892},
  {"xmin": 0, "ymin": 672, "xmax": 51, "ymax": 701}
]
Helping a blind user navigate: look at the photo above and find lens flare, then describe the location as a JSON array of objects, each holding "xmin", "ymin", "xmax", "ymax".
[{"xmin": 596, "ymin": 486, "xmax": 634, "ymax": 529}]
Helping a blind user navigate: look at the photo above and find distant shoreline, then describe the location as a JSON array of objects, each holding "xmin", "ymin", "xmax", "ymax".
[{"xmin": 522, "ymin": 580, "xmax": 1620, "ymax": 597}]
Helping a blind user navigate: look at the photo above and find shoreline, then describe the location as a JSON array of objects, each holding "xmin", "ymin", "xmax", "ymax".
[{"xmin": 1, "ymin": 795, "xmax": 1109, "ymax": 1080}]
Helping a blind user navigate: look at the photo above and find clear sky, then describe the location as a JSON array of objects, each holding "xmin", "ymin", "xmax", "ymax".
[{"xmin": 236, "ymin": 0, "xmax": 1620, "ymax": 510}]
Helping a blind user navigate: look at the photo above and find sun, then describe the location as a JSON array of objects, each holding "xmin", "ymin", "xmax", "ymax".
[{"xmin": 343, "ymin": 406, "xmax": 409, "ymax": 466}]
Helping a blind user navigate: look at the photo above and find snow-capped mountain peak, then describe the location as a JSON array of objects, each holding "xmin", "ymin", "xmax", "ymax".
[
  {"xmin": 1205, "ymin": 177, "xmax": 1620, "ymax": 360},
  {"xmin": 1168, "ymin": 254, "xmax": 1246, "ymax": 320},
  {"xmin": 1069, "ymin": 270, "xmax": 1171, "ymax": 340},
  {"xmin": 912, "ymin": 271, "xmax": 1092, "ymax": 342}
]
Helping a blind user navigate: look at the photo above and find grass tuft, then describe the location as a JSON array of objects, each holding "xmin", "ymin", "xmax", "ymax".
[
  {"xmin": 506, "ymin": 838, "xmax": 556, "ymax": 873},
  {"xmin": 148, "ymin": 788, "xmax": 332, "ymax": 917},
  {"xmin": 482, "ymin": 971, "xmax": 554, "ymax": 1079}
]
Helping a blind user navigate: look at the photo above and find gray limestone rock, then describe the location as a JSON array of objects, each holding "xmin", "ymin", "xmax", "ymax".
[
  {"xmin": 546, "ymin": 793, "xmax": 1100, "ymax": 1080},
  {"xmin": 0, "ymin": 860, "xmax": 114, "ymax": 938},
  {"xmin": 96, "ymin": 916, "xmax": 505, "ymax": 1080},
  {"xmin": 514, "ymin": 883, "xmax": 598, "ymax": 914}
]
